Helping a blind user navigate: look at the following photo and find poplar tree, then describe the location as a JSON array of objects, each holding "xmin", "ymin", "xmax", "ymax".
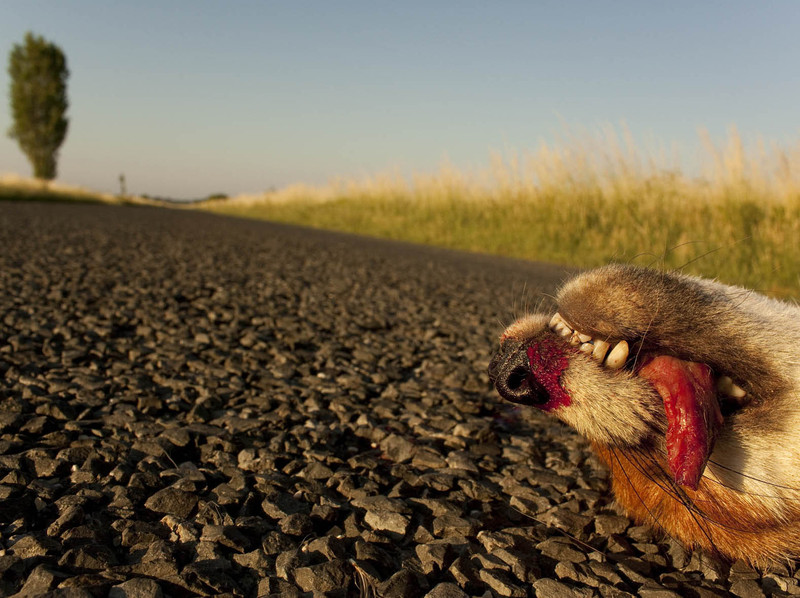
[{"xmin": 7, "ymin": 32, "xmax": 69, "ymax": 180}]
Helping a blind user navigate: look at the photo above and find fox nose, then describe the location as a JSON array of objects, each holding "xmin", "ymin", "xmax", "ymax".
[{"xmin": 488, "ymin": 345, "xmax": 549, "ymax": 406}]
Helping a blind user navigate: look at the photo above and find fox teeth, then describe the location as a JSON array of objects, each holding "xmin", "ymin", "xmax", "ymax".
[
  {"xmin": 717, "ymin": 375, "xmax": 747, "ymax": 398},
  {"xmin": 548, "ymin": 312, "xmax": 629, "ymax": 370},
  {"xmin": 591, "ymin": 339, "xmax": 611, "ymax": 362},
  {"xmin": 556, "ymin": 324, "xmax": 572, "ymax": 338},
  {"xmin": 549, "ymin": 312, "xmax": 749, "ymax": 397},
  {"xmin": 604, "ymin": 340, "xmax": 629, "ymax": 370},
  {"xmin": 549, "ymin": 313, "xmax": 565, "ymax": 329}
]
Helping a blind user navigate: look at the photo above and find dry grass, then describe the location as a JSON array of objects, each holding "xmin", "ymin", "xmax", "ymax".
[
  {"xmin": 201, "ymin": 126, "xmax": 800, "ymax": 298},
  {"xmin": 0, "ymin": 173, "xmax": 157, "ymax": 206}
]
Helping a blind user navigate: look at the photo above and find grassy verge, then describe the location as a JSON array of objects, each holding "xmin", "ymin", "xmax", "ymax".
[
  {"xmin": 202, "ymin": 128, "xmax": 800, "ymax": 298},
  {"xmin": 0, "ymin": 174, "xmax": 155, "ymax": 206}
]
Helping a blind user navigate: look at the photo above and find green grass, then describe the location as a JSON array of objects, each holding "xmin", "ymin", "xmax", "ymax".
[{"xmin": 202, "ymin": 128, "xmax": 800, "ymax": 298}]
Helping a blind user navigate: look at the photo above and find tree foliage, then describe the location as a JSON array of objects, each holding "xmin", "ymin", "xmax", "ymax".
[{"xmin": 7, "ymin": 32, "xmax": 69, "ymax": 180}]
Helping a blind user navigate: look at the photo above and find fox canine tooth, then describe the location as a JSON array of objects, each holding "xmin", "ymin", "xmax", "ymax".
[{"xmin": 605, "ymin": 340, "xmax": 629, "ymax": 370}]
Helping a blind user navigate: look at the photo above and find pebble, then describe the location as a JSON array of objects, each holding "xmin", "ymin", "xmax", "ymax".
[
  {"xmin": 108, "ymin": 578, "xmax": 164, "ymax": 598},
  {"xmin": 293, "ymin": 559, "xmax": 352, "ymax": 593},
  {"xmin": 424, "ymin": 582, "xmax": 469, "ymax": 598},
  {"xmin": 536, "ymin": 538, "xmax": 588, "ymax": 563},
  {"xmin": 143, "ymin": 487, "xmax": 198, "ymax": 518}
]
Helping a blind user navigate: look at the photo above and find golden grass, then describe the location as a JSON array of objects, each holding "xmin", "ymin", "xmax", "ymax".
[
  {"xmin": 0, "ymin": 173, "xmax": 157, "ymax": 206},
  {"xmin": 202, "ymin": 126, "xmax": 800, "ymax": 298}
]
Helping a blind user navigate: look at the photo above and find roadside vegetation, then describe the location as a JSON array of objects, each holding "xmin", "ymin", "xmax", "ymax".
[
  {"xmin": 201, "ymin": 127, "xmax": 800, "ymax": 298},
  {"xmin": 0, "ymin": 174, "xmax": 153, "ymax": 205}
]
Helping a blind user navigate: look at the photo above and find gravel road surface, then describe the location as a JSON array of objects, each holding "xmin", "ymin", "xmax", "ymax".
[{"xmin": 0, "ymin": 202, "xmax": 796, "ymax": 597}]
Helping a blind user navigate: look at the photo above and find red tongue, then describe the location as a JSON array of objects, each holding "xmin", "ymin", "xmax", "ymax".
[{"xmin": 638, "ymin": 355, "xmax": 723, "ymax": 490}]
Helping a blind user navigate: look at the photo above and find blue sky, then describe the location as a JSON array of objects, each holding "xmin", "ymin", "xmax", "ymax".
[{"xmin": 1, "ymin": 1, "xmax": 799, "ymax": 199}]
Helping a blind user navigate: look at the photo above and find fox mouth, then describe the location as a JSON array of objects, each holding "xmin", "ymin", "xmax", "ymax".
[
  {"xmin": 489, "ymin": 311, "xmax": 750, "ymax": 490},
  {"xmin": 548, "ymin": 311, "xmax": 748, "ymax": 402}
]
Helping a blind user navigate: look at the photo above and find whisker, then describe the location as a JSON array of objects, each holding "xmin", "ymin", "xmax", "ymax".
[
  {"xmin": 621, "ymin": 445, "xmax": 766, "ymax": 539},
  {"xmin": 606, "ymin": 446, "xmax": 677, "ymax": 544},
  {"xmin": 673, "ymin": 243, "xmax": 725, "ymax": 272},
  {"xmin": 706, "ymin": 460, "xmax": 800, "ymax": 494}
]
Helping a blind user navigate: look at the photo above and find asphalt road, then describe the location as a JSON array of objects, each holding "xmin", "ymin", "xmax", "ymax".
[{"xmin": 0, "ymin": 202, "xmax": 789, "ymax": 597}]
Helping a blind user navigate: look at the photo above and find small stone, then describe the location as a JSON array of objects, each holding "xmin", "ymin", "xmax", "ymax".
[
  {"xmin": 413, "ymin": 448, "xmax": 447, "ymax": 469},
  {"xmin": 0, "ymin": 554, "xmax": 24, "ymax": 582},
  {"xmin": 476, "ymin": 530, "xmax": 516, "ymax": 551},
  {"xmin": 424, "ymin": 582, "xmax": 469, "ymax": 598},
  {"xmin": 533, "ymin": 578, "xmax": 594, "ymax": 598},
  {"xmin": 232, "ymin": 549, "xmax": 270, "ymax": 570},
  {"xmin": 612, "ymin": 556, "xmax": 652, "ymax": 584},
  {"xmin": 478, "ymin": 568, "xmax": 526, "ymax": 597},
  {"xmin": 508, "ymin": 495, "xmax": 551, "ymax": 516},
  {"xmin": 58, "ymin": 545, "xmax": 118, "ymax": 570},
  {"xmin": 730, "ymin": 560, "xmax": 760, "ymax": 581},
  {"xmin": 594, "ymin": 514, "xmax": 630, "ymax": 536},
  {"xmin": 258, "ymin": 577, "xmax": 303, "ymax": 597},
  {"xmin": 144, "ymin": 487, "xmax": 198, "ymax": 518},
  {"xmin": 416, "ymin": 541, "xmax": 454, "ymax": 574},
  {"xmin": 636, "ymin": 583, "xmax": 681, "ymax": 598},
  {"xmin": 279, "ymin": 513, "xmax": 313, "ymax": 536},
  {"xmin": 379, "ymin": 568, "xmax": 428, "ymax": 598},
  {"xmin": 472, "ymin": 551, "xmax": 510, "ymax": 571},
  {"xmin": 458, "ymin": 478, "xmax": 497, "ymax": 500},
  {"xmin": 275, "ymin": 549, "xmax": 305, "ymax": 581},
  {"xmin": 537, "ymin": 507, "xmax": 592, "ymax": 536},
  {"xmin": 729, "ymin": 579, "xmax": 765, "ymax": 598},
  {"xmin": 293, "ymin": 559, "xmax": 351, "ymax": 593},
  {"xmin": 445, "ymin": 451, "xmax": 479, "ymax": 473},
  {"xmin": 597, "ymin": 584, "xmax": 635, "ymax": 598},
  {"xmin": 380, "ymin": 434, "xmax": 416, "ymax": 463},
  {"xmin": 684, "ymin": 551, "xmax": 728, "ymax": 582},
  {"xmin": 160, "ymin": 515, "xmax": 199, "ymax": 543},
  {"xmin": 9, "ymin": 534, "xmax": 61, "ymax": 558},
  {"xmin": 119, "ymin": 521, "xmax": 169, "ymax": 547},
  {"xmin": 762, "ymin": 573, "xmax": 796, "ymax": 594},
  {"xmin": 261, "ymin": 493, "xmax": 307, "ymax": 519},
  {"xmin": 16, "ymin": 564, "xmax": 60, "ymax": 595},
  {"xmin": 181, "ymin": 559, "xmax": 241, "ymax": 595},
  {"xmin": 588, "ymin": 561, "xmax": 625, "ymax": 586},
  {"xmin": 200, "ymin": 525, "xmax": 250, "ymax": 552},
  {"xmin": 130, "ymin": 558, "xmax": 179, "ymax": 580},
  {"xmin": 664, "ymin": 540, "xmax": 689, "ymax": 569},
  {"xmin": 364, "ymin": 510, "xmax": 411, "ymax": 536},
  {"xmin": 109, "ymin": 577, "xmax": 164, "ymax": 598},
  {"xmin": 493, "ymin": 548, "xmax": 538, "ymax": 583},
  {"xmin": 448, "ymin": 554, "xmax": 476, "ymax": 588},
  {"xmin": 536, "ymin": 538, "xmax": 587, "ymax": 563},
  {"xmin": 432, "ymin": 514, "xmax": 478, "ymax": 538},
  {"xmin": 262, "ymin": 530, "xmax": 296, "ymax": 555},
  {"xmin": 626, "ymin": 525, "xmax": 655, "ymax": 543},
  {"xmin": 303, "ymin": 536, "xmax": 345, "ymax": 561}
]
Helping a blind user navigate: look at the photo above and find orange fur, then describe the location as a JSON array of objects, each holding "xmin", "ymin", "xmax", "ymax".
[{"xmin": 593, "ymin": 444, "xmax": 800, "ymax": 567}]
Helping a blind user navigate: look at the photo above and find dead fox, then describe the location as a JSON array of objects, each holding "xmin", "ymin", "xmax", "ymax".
[{"xmin": 489, "ymin": 264, "xmax": 800, "ymax": 566}]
